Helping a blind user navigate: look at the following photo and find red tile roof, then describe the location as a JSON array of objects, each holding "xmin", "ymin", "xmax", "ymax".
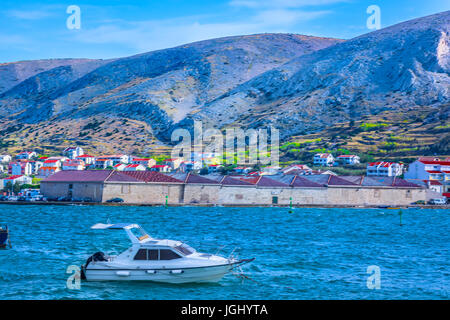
[
  {"xmin": 426, "ymin": 170, "xmax": 442, "ymax": 174},
  {"xmin": 221, "ymin": 176, "xmax": 254, "ymax": 186},
  {"xmin": 327, "ymin": 175, "xmax": 357, "ymax": 186},
  {"xmin": 291, "ymin": 176, "xmax": 323, "ymax": 188},
  {"xmin": 419, "ymin": 160, "xmax": 450, "ymax": 165},
  {"xmin": 5, "ymin": 175, "xmax": 24, "ymax": 180},
  {"xmin": 43, "ymin": 170, "xmax": 113, "ymax": 182},
  {"xmin": 120, "ymin": 171, "xmax": 183, "ymax": 183},
  {"xmin": 185, "ymin": 173, "xmax": 218, "ymax": 184}
]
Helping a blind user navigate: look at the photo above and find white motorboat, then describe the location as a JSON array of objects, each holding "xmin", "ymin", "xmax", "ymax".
[{"xmin": 81, "ymin": 223, "xmax": 254, "ymax": 283}]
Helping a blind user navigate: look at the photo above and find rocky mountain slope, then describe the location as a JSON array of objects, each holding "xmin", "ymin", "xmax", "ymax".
[
  {"xmin": 0, "ymin": 11, "xmax": 448, "ymax": 157},
  {"xmin": 191, "ymin": 11, "xmax": 449, "ymax": 140}
]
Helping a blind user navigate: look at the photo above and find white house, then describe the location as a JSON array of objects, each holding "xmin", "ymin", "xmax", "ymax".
[
  {"xmin": 3, "ymin": 175, "xmax": 33, "ymax": 188},
  {"xmin": 16, "ymin": 151, "xmax": 37, "ymax": 160},
  {"xmin": 113, "ymin": 164, "xmax": 127, "ymax": 171},
  {"xmin": 150, "ymin": 165, "xmax": 172, "ymax": 173},
  {"xmin": 404, "ymin": 157, "xmax": 450, "ymax": 195},
  {"xmin": 179, "ymin": 161, "xmax": 202, "ymax": 172},
  {"xmin": 261, "ymin": 166, "xmax": 282, "ymax": 175},
  {"xmin": 366, "ymin": 162, "xmax": 403, "ymax": 177},
  {"xmin": 164, "ymin": 158, "xmax": 183, "ymax": 170},
  {"xmin": 9, "ymin": 161, "xmax": 33, "ymax": 176},
  {"xmin": 0, "ymin": 155, "xmax": 12, "ymax": 163},
  {"xmin": 123, "ymin": 164, "xmax": 146, "ymax": 172},
  {"xmin": 132, "ymin": 158, "xmax": 156, "ymax": 168},
  {"xmin": 336, "ymin": 155, "xmax": 360, "ymax": 165},
  {"xmin": 314, "ymin": 153, "xmax": 335, "ymax": 166},
  {"xmin": 101, "ymin": 154, "xmax": 130, "ymax": 166},
  {"xmin": 63, "ymin": 146, "xmax": 84, "ymax": 159},
  {"xmin": 76, "ymin": 154, "xmax": 96, "ymax": 165},
  {"xmin": 282, "ymin": 164, "xmax": 312, "ymax": 175},
  {"xmin": 404, "ymin": 158, "xmax": 450, "ymax": 181},
  {"xmin": 62, "ymin": 159, "xmax": 85, "ymax": 171},
  {"xmin": 94, "ymin": 158, "xmax": 114, "ymax": 169}
]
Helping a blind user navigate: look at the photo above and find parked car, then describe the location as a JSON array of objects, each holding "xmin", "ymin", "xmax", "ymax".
[
  {"xmin": 57, "ymin": 196, "xmax": 71, "ymax": 202},
  {"xmin": 428, "ymin": 198, "xmax": 446, "ymax": 205},
  {"xmin": 106, "ymin": 198, "xmax": 124, "ymax": 203},
  {"xmin": 8, "ymin": 196, "xmax": 18, "ymax": 201},
  {"xmin": 0, "ymin": 195, "xmax": 7, "ymax": 201},
  {"xmin": 411, "ymin": 200, "xmax": 425, "ymax": 205}
]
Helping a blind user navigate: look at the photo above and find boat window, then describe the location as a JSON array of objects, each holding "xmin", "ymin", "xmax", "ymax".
[
  {"xmin": 159, "ymin": 249, "xmax": 181, "ymax": 260},
  {"xmin": 174, "ymin": 244, "xmax": 193, "ymax": 256},
  {"xmin": 147, "ymin": 249, "xmax": 158, "ymax": 260},
  {"xmin": 134, "ymin": 249, "xmax": 147, "ymax": 260}
]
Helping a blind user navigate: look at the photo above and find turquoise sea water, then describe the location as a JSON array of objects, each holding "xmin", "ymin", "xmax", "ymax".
[{"xmin": 0, "ymin": 204, "xmax": 448, "ymax": 300}]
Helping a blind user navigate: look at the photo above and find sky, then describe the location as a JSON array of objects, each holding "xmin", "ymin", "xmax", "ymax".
[{"xmin": 0, "ymin": 0, "xmax": 448, "ymax": 62}]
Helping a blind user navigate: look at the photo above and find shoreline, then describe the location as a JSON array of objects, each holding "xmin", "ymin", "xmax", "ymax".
[{"xmin": 0, "ymin": 201, "xmax": 448, "ymax": 209}]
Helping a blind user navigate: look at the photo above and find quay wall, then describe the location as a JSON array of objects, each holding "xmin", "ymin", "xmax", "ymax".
[{"xmin": 41, "ymin": 181, "xmax": 427, "ymax": 206}]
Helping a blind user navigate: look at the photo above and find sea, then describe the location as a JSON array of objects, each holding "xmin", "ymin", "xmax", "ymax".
[{"xmin": 0, "ymin": 204, "xmax": 448, "ymax": 300}]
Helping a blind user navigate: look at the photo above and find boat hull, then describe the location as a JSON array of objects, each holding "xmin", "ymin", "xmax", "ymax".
[{"xmin": 84, "ymin": 264, "xmax": 233, "ymax": 283}]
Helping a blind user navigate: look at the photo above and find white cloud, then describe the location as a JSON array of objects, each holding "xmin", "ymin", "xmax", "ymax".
[{"xmin": 6, "ymin": 9, "xmax": 54, "ymax": 20}]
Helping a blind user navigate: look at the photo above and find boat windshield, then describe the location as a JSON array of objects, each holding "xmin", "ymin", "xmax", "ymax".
[
  {"xmin": 174, "ymin": 243, "xmax": 195, "ymax": 256},
  {"xmin": 130, "ymin": 227, "xmax": 149, "ymax": 241}
]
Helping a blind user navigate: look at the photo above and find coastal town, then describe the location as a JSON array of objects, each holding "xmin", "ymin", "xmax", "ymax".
[{"xmin": 0, "ymin": 146, "xmax": 448, "ymax": 206}]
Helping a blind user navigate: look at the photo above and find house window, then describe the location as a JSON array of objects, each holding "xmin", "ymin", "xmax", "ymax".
[
  {"xmin": 272, "ymin": 196, "xmax": 278, "ymax": 204},
  {"xmin": 235, "ymin": 194, "xmax": 243, "ymax": 200},
  {"xmin": 374, "ymin": 190, "xmax": 380, "ymax": 198}
]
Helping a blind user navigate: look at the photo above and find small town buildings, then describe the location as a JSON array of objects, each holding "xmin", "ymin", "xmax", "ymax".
[
  {"xmin": 282, "ymin": 164, "xmax": 312, "ymax": 175},
  {"xmin": 314, "ymin": 153, "xmax": 334, "ymax": 166},
  {"xmin": 113, "ymin": 164, "xmax": 127, "ymax": 171},
  {"xmin": 62, "ymin": 159, "xmax": 86, "ymax": 171},
  {"xmin": 336, "ymin": 155, "xmax": 360, "ymax": 166},
  {"xmin": 150, "ymin": 165, "xmax": 172, "ymax": 173},
  {"xmin": 132, "ymin": 158, "xmax": 156, "ymax": 168},
  {"xmin": 123, "ymin": 164, "xmax": 146, "ymax": 172},
  {"xmin": 404, "ymin": 157, "xmax": 450, "ymax": 195},
  {"xmin": 367, "ymin": 162, "xmax": 403, "ymax": 177},
  {"xmin": 94, "ymin": 158, "xmax": 114, "ymax": 169},
  {"xmin": 179, "ymin": 161, "xmax": 202, "ymax": 172},
  {"xmin": 9, "ymin": 161, "xmax": 33, "ymax": 176},
  {"xmin": 164, "ymin": 158, "xmax": 183, "ymax": 170},
  {"xmin": 101, "ymin": 155, "xmax": 130, "ymax": 166},
  {"xmin": 39, "ymin": 166, "xmax": 61, "ymax": 177},
  {"xmin": 207, "ymin": 164, "xmax": 222, "ymax": 174},
  {"xmin": 76, "ymin": 154, "xmax": 96, "ymax": 165},
  {"xmin": 3, "ymin": 175, "xmax": 33, "ymax": 188},
  {"xmin": 63, "ymin": 146, "xmax": 84, "ymax": 159},
  {"xmin": 16, "ymin": 151, "xmax": 37, "ymax": 160},
  {"xmin": 0, "ymin": 155, "xmax": 12, "ymax": 163},
  {"xmin": 233, "ymin": 167, "xmax": 252, "ymax": 174},
  {"xmin": 261, "ymin": 166, "xmax": 282, "ymax": 175}
]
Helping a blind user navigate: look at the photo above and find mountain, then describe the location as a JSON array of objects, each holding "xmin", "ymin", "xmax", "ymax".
[
  {"xmin": 190, "ymin": 11, "xmax": 449, "ymax": 140},
  {"xmin": 0, "ymin": 34, "xmax": 342, "ymax": 154},
  {"xmin": 0, "ymin": 11, "xmax": 448, "ymax": 157}
]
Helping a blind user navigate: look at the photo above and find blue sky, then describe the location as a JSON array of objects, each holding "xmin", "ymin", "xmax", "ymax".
[{"xmin": 0, "ymin": 0, "xmax": 448, "ymax": 62}]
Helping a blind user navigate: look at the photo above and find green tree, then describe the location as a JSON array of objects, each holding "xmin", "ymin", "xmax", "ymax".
[{"xmin": 13, "ymin": 182, "xmax": 21, "ymax": 194}]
